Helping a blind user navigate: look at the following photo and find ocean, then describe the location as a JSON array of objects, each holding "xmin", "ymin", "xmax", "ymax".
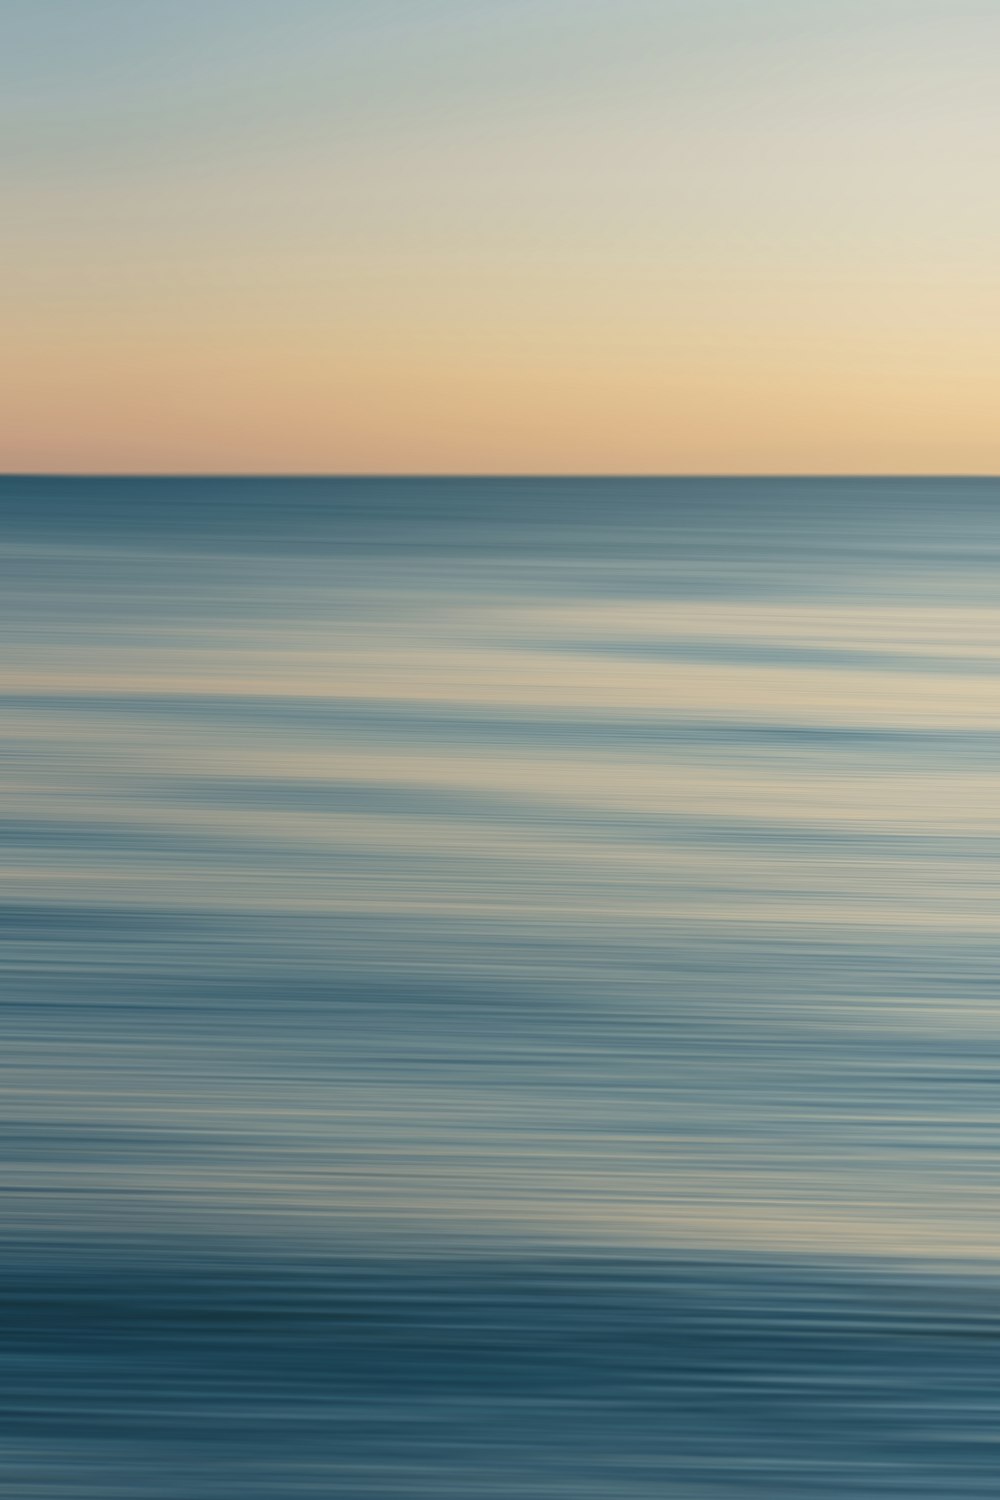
[{"xmin": 2, "ymin": 476, "xmax": 999, "ymax": 1496}]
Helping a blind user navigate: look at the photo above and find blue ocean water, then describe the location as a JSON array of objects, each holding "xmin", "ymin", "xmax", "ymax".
[{"xmin": 2, "ymin": 477, "xmax": 1000, "ymax": 1497}]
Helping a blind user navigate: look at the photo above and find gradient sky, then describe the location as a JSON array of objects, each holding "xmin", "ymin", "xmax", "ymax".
[{"xmin": 4, "ymin": 0, "xmax": 1000, "ymax": 473}]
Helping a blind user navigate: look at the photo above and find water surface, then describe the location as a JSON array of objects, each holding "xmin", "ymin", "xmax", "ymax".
[{"xmin": 3, "ymin": 477, "xmax": 1000, "ymax": 1496}]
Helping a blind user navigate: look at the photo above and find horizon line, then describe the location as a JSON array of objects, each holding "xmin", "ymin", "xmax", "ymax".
[{"xmin": 2, "ymin": 472, "xmax": 1000, "ymax": 483}]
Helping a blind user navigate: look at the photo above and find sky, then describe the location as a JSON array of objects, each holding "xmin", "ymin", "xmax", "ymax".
[{"xmin": 3, "ymin": 0, "xmax": 1000, "ymax": 474}]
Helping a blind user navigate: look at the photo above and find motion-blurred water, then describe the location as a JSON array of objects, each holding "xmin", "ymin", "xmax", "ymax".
[{"xmin": 2, "ymin": 477, "xmax": 999, "ymax": 1497}]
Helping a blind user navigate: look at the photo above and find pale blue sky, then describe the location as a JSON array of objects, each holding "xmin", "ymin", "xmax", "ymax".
[{"xmin": 4, "ymin": 1, "xmax": 999, "ymax": 471}]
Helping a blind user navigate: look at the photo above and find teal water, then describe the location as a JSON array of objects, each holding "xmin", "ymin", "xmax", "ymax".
[{"xmin": 2, "ymin": 477, "xmax": 1000, "ymax": 1496}]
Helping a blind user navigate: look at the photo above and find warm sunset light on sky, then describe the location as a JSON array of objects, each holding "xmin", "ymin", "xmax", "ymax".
[{"xmin": 4, "ymin": 0, "xmax": 999, "ymax": 473}]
